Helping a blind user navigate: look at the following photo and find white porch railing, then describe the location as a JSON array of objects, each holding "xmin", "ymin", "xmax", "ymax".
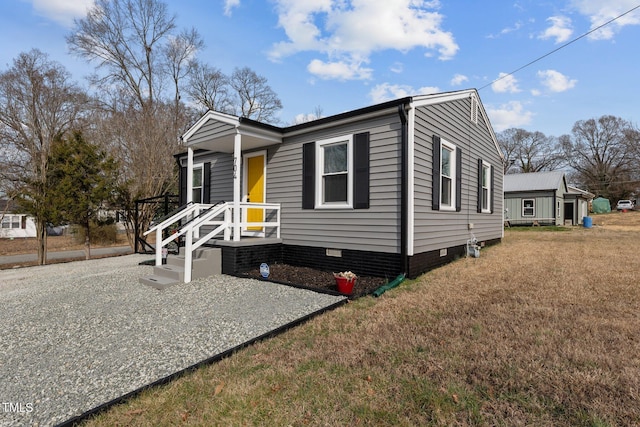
[{"xmin": 144, "ymin": 202, "xmax": 281, "ymax": 282}]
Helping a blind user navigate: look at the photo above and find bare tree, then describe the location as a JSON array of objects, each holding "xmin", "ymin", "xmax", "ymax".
[
  {"xmin": 562, "ymin": 115, "xmax": 638, "ymax": 202},
  {"xmin": 187, "ymin": 62, "xmax": 233, "ymax": 114},
  {"xmin": 163, "ymin": 28, "xmax": 204, "ymax": 110},
  {"xmin": 497, "ymin": 128, "xmax": 563, "ymax": 174},
  {"xmin": 291, "ymin": 105, "xmax": 324, "ymax": 125},
  {"xmin": 0, "ymin": 49, "xmax": 89, "ymax": 264},
  {"xmin": 68, "ymin": 0, "xmax": 177, "ymax": 108},
  {"xmin": 229, "ymin": 67, "xmax": 282, "ymax": 124},
  {"xmin": 68, "ymin": 0, "xmax": 203, "ymax": 248}
]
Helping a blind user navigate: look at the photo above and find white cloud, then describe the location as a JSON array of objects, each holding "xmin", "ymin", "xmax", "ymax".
[
  {"xmin": 537, "ymin": 69, "xmax": 577, "ymax": 92},
  {"xmin": 491, "ymin": 73, "xmax": 520, "ymax": 93},
  {"xmin": 390, "ymin": 62, "xmax": 404, "ymax": 74},
  {"xmin": 450, "ymin": 73, "xmax": 468, "ymax": 86},
  {"xmin": 487, "ymin": 21, "xmax": 523, "ymax": 39},
  {"xmin": 307, "ymin": 58, "xmax": 373, "ymax": 81},
  {"xmin": 539, "ymin": 16, "xmax": 573, "ymax": 43},
  {"xmin": 486, "ymin": 101, "xmax": 534, "ymax": 132},
  {"xmin": 27, "ymin": 0, "xmax": 93, "ymax": 27},
  {"xmin": 224, "ymin": 0, "xmax": 240, "ymax": 16},
  {"xmin": 369, "ymin": 83, "xmax": 438, "ymax": 104},
  {"xmin": 571, "ymin": 0, "xmax": 640, "ymax": 40},
  {"xmin": 269, "ymin": 0, "xmax": 459, "ymax": 81}
]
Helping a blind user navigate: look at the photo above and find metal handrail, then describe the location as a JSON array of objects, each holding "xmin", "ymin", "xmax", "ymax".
[
  {"xmin": 151, "ymin": 201, "xmax": 193, "ymax": 226},
  {"xmin": 144, "ymin": 203, "xmax": 200, "ymax": 237},
  {"xmin": 178, "ymin": 200, "xmax": 225, "ymax": 230}
]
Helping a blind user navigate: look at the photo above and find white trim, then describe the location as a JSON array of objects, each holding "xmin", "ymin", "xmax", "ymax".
[
  {"xmin": 182, "ymin": 110, "xmax": 240, "ymax": 143},
  {"xmin": 407, "ymin": 104, "xmax": 416, "ymax": 256},
  {"xmin": 315, "ymin": 134, "xmax": 354, "ymax": 209},
  {"xmin": 439, "ymin": 139, "xmax": 456, "ymax": 211},
  {"xmin": 232, "ymin": 133, "xmax": 242, "ymax": 241},
  {"xmin": 192, "ymin": 162, "xmax": 204, "ymax": 203},
  {"xmin": 242, "ymin": 150, "xmax": 267, "ymax": 236},
  {"xmin": 522, "ymin": 198, "xmax": 536, "ymax": 217},
  {"xmin": 481, "ymin": 161, "xmax": 491, "ymax": 213}
]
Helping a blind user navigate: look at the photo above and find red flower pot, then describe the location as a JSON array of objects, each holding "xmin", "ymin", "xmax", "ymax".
[{"xmin": 335, "ymin": 277, "xmax": 356, "ymax": 295}]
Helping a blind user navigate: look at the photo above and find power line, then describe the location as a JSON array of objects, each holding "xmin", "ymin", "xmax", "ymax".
[{"xmin": 479, "ymin": 4, "xmax": 640, "ymax": 91}]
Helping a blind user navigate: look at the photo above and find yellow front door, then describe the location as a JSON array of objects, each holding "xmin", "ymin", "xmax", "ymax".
[{"xmin": 246, "ymin": 154, "xmax": 264, "ymax": 232}]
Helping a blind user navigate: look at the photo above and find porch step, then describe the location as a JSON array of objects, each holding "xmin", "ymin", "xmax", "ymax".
[
  {"xmin": 139, "ymin": 247, "xmax": 222, "ymax": 290},
  {"xmin": 139, "ymin": 275, "xmax": 180, "ymax": 290}
]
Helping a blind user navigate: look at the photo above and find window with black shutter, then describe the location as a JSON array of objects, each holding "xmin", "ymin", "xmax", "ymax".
[{"xmin": 302, "ymin": 132, "xmax": 369, "ymax": 209}]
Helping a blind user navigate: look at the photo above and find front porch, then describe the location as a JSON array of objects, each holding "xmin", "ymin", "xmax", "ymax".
[
  {"xmin": 142, "ymin": 201, "xmax": 281, "ymax": 285},
  {"xmin": 139, "ymin": 111, "xmax": 287, "ymax": 286}
]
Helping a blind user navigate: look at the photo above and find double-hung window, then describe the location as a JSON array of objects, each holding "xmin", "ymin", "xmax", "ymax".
[
  {"xmin": 432, "ymin": 135, "xmax": 461, "ymax": 212},
  {"xmin": 1, "ymin": 215, "xmax": 23, "ymax": 229},
  {"xmin": 316, "ymin": 135, "xmax": 353, "ymax": 208},
  {"xmin": 192, "ymin": 164, "xmax": 203, "ymax": 203},
  {"xmin": 481, "ymin": 162, "xmax": 491, "ymax": 212},
  {"xmin": 522, "ymin": 199, "xmax": 535, "ymax": 216},
  {"xmin": 440, "ymin": 140, "xmax": 456, "ymax": 210}
]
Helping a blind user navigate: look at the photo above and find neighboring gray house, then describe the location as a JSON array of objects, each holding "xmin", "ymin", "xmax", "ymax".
[
  {"xmin": 158, "ymin": 89, "xmax": 504, "ymax": 281},
  {"xmin": 504, "ymin": 171, "xmax": 572, "ymax": 226},
  {"xmin": 565, "ymin": 185, "xmax": 594, "ymax": 225}
]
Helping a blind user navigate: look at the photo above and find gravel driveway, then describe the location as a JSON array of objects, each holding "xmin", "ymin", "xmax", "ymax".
[{"xmin": 0, "ymin": 255, "xmax": 346, "ymax": 427}]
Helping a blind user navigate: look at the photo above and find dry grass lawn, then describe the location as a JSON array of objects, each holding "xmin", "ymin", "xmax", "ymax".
[{"xmin": 82, "ymin": 211, "xmax": 640, "ymax": 426}]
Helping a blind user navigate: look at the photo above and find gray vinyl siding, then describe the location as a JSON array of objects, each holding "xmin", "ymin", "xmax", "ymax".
[
  {"xmin": 181, "ymin": 152, "xmax": 234, "ymax": 202},
  {"xmin": 188, "ymin": 120, "xmax": 235, "ymax": 146},
  {"xmin": 413, "ymin": 97, "xmax": 503, "ymax": 254},
  {"xmin": 266, "ymin": 113, "xmax": 402, "ymax": 253}
]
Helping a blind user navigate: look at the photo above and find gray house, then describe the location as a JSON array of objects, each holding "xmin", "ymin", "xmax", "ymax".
[
  {"xmin": 154, "ymin": 89, "xmax": 504, "ymax": 282},
  {"xmin": 504, "ymin": 171, "xmax": 569, "ymax": 225},
  {"xmin": 565, "ymin": 185, "xmax": 594, "ymax": 225}
]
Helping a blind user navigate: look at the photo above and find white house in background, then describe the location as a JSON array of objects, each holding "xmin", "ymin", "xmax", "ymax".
[{"xmin": 0, "ymin": 200, "xmax": 36, "ymax": 238}]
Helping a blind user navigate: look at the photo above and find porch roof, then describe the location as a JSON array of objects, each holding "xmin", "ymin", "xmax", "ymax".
[{"xmin": 181, "ymin": 110, "xmax": 283, "ymax": 153}]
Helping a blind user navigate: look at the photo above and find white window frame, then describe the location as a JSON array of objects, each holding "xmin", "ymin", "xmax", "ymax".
[
  {"xmin": 481, "ymin": 161, "xmax": 491, "ymax": 213},
  {"xmin": 522, "ymin": 199, "xmax": 535, "ymax": 217},
  {"xmin": 192, "ymin": 163, "xmax": 204, "ymax": 204},
  {"xmin": 440, "ymin": 139, "xmax": 457, "ymax": 211},
  {"xmin": 315, "ymin": 135, "xmax": 353, "ymax": 209},
  {"xmin": 1, "ymin": 215, "xmax": 23, "ymax": 229}
]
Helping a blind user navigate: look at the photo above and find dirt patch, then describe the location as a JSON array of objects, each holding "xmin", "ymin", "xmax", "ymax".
[
  {"xmin": 242, "ymin": 264, "xmax": 387, "ymax": 298},
  {"xmin": 0, "ymin": 234, "xmax": 130, "ymax": 256}
]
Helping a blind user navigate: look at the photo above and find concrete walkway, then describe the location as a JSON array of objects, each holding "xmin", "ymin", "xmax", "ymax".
[{"xmin": 0, "ymin": 246, "xmax": 133, "ymax": 266}]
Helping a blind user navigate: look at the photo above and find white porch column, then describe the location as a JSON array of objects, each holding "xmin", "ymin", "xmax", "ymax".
[
  {"xmin": 186, "ymin": 146, "xmax": 194, "ymax": 204},
  {"xmin": 233, "ymin": 133, "xmax": 242, "ymax": 241}
]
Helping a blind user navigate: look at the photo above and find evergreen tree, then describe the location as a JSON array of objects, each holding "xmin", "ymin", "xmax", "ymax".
[{"xmin": 48, "ymin": 131, "xmax": 119, "ymax": 259}]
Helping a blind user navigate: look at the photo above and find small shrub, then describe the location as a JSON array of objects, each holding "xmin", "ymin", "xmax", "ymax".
[{"xmin": 71, "ymin": 222, "xmax": 118, "ymax": 245}]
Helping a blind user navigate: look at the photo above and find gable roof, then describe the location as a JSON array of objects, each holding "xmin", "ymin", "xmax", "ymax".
[
  {"xmin": 504, "ymin": 171, "xmax": 567, "ymax": 192},
  {"xmin": 567, "ymin": 185, "xmax": 595, "ymax": 199},
  {"xmin": 0, "ymin": 199, "xmax": 20, "ymax": 213},
  {"xmin": 182, "ymin": 89, "xmax": 503, "ymax": 161}
]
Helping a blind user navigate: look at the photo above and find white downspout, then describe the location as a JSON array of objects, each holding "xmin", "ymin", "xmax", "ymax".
[{"xmin": 233, "ymin": 132, "xmax": 242, "ymax": 241}]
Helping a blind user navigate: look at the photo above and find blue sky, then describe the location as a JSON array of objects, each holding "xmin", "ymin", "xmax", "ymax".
[{"xmin": 2, "ymin": 0, "xmax": 640, "ymax": 136}]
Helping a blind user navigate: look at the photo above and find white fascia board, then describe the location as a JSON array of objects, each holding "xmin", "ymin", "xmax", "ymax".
[
  {"xmin": 182, "ymin": 110, "xmax": 240, "ymax": 144},
  {"xmin": 413, "ymin": 89, "xmax": 504, "ymax": 163},
  {"xmin": 237, "ymin": 123, "xmax": 283, "ymax": 144}
]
